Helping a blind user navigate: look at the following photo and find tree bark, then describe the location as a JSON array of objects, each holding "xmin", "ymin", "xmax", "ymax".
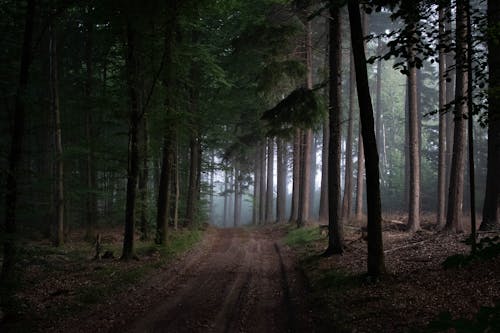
[
  {"xmin": 290, "ymin": 129, "xmax": 301, "ymax": 223},
  {"xmin": 234, "ymin": 166, "xmax": 242, "ymax": 226},
  {"xmin": 259, "ymin": 143, "xmax": 266, "ymax": 224},
  {"xmin": 276, "ymin": 138, "xmax": 287, "ymax": 223},
  {"xmin": 265, "ymin": 138, "xmax": 274, "ymax": 223},
  {"xmin": 437, "ymin": 6, "xmax": 448, "ymax": 228},
  {"xmin": 122, "ymin": 20, "xmax": 141, "ymax": 260},
  {"xmin": 348, "ymin": 0, "xmax": 385, "ymax": 277},
  {"xmin": 138, "ymin": 116, "xmax": 149, "ymax": 239},
  {"xmin": 324, "ymin": 3, "xmax": 343, "ymax": 255},
  {"xmin": 319, "ymin": 115, "xmax": 329, "ymax": 223},
  {"xmin": 445, "ymin": 0, "xmax": 468, "ymax": 233},
  {"xmin": 49, "ymin": 23, "xmax": 65, "ymax": 247},
  {"xmin": 253, "ymin": 148, "xmax": 261, "ymax": 225},
  {"xmin": 84, "ymin": 9, "xmax": 97, "ymax": 241},
  {"xmin": 407, "ymin": 18, "xmax": 421, "ymax": 232},
  {"xmin": 342, "ymin": 54, "xmax": 356, "ymax": 221}
]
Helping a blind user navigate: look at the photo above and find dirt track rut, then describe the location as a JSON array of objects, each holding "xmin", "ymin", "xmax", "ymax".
[{"xmin": 126, "ymin": 227, "xmax": 312, "ymax": 333}]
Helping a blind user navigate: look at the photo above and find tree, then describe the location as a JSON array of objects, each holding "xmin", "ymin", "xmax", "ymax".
[
  {"xmin": 324, "ymin": 2, "xmax": 344, "ymax": 255},
  {"xmin": 2, "ymin": 0, "xmax": 36, "ymax": 281},
  {"xmin": 342, "ymin": 55, "xmax": 356, "ymax": 222},
  {"xmin": 122, "ymin": 18, "xmax": 141, "ymax": 260},
  {"xmin": 265, "ymin": 138, "xmax": 274, "ymax": 222},
  {"xmin": 49, "ymin": 22, "xmax": 65, "ymax": 246},
  {"xmin": 405, "ymin": 3, "xmax": 421, "ymax": 232},
  {"xmin": 348, "ymin": 0, "xmax": 385, "ymax": 277},
  {"xmin": 480, "ymin": 0, "xmax": 500, "ymax": 231},
  {"xmin": 276, "ymin": 138, "xmax": 287, "ymax": 223},
  {"xmin": 445, "ymin": 0, "xmax": 468, "ymax": 233}
]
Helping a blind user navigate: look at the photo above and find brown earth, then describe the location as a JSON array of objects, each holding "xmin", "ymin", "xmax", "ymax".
[{"xmin": 50, "ymin": 226, "xmax": 314, "ymax": 333}]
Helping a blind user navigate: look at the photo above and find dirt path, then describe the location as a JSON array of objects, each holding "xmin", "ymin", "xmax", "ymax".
[
  {"xmin": 123, "ymin": 227, "xmax": 311, "ymax": 333},
  {"xmin": 50, "ymin": 227, "xmax": 313, "ymax": 333}
]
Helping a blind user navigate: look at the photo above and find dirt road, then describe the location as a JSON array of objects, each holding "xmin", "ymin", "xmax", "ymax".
[{"xmin": 120, "ymin": 227, "xmax": 312, "ymax": 333}]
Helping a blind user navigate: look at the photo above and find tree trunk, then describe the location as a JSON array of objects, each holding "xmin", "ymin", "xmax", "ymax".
[
  {"xmin": 290, "ymin": 129, "xmax": 301, "ymax": 223},
  {"xmin": 276, "ymin": 138, "xmax": 287, "ymax": 223},
  {"xmin": 234, "ymin": 166, "xmax": 242, "ymax": 227},
  {"xmin": 319, "ymin": 116, "xmax": 329, "ymax": 223},
  {"xmin": 185, "ymin": 132, "xmax": 200, "ymax": 227},
  {"xmin": 298, "ymin": 21, "xmax": 314, "ymax": 227},
  {"xmin": 480, "ymin": 0, "xmax": 500, "ymax": 230},
  {"xmin": 49, "ymin": 23, "xmax": 65, "ymax": 247},
  {"xmin": 445, "ymin": 0, "xmax": 468, "ymax": 233},
  {"xmin": 437, "ymin": 6, "xmax": 448, "ymax": 228},
  {"xmin": 325, "ymin": 3, "xmax": 343, "ymax": 255},
  {"xmin": 122, "ymin": 21, "xmax": 141, "ymax": 260},
  {"xmin": 407, "ymin": 19, "xmax": 421, "ymax": 232},
  {"xmin": 223, "ymin": 168, "xmax": 229, "ymax": 227},
  {"xmin": 375, "ymin": 39, "xmax": 385, "ymax": 180},
  {"xmin": 342, "ymin": 54, "xmax": 356, "ymax": 221},
  {"xmin": 258, "ymin": 143, "xmax": 266, "ymax": 224},
  {"xmin": 138, "ymin": 116, "xmax": 149, "ymax": 239},
  {"xmin": 209, "ymin": 151, "xmax": 215, "ymax": 224},
  {"xmin": 84, "ymin": 10, "xmax": 97, "ymax": 241},
  {"xmin": 265, "ymin": 138, "xmax": 274, "ymax": 223},
  {"xmin": 253, "ymin": 148, "xmax": 261, "ymax": 225},
  {"xmin": 173, "ymin": 139, "xmax": 180, "ymax": 230},
  {"xmin": 348, "ymin": 0, "xmax": 385, "ymax": 277}
]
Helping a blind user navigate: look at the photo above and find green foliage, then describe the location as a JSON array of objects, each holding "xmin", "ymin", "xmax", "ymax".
[
  {"xmin": 442, "ymin": 236, "xmax": 500, "ymax": 269},
  {"xmin": 261, "ymin": 87, "xmax": 324, "ymax": 137},
  {"xmin": 284, "ymin": 225, "xmax": 323, "ymax": 247},
  {"xmin": 428, "ymin": 302, "xmax": 500, "ymax": 333}
]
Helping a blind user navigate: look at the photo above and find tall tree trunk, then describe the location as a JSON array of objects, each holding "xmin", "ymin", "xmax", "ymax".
[
  {"xmin": 437, "ymin": 6, "xmax": 448, "ymax": 228},
  {"xmin": 223, "ymin": 168, "xmax": 229, "ymax": 227},
  {"xmin": 156, "ymin": 3, "xmax": 177, "ymax": 242},
  {"xmin": 325, "ymin": 3, "xmax": 343, "ymax": 255},
  {"xmin": 185, "ymin": 62, "xmax": 201, "ymax": 227},
  {"xmin": 265, "ymin": 138, "xmax": 274, "ymax": 223},
  {"xmin": 407, "ymin": 18, "xmax": 421, "ymax": 232},
  {"xmin": 138, "ymin": 116, "xmax": 149, "ymax": 239},
  {"xmin": 173, "ymin": 139, "xmax": 180, "ymax": 230},
  {"xmin": 234, "ymin": 166, "xmax": 242, "ymax": 227},
  {"xmin": 445, "ymin": 0, "xmax": 468, "ymax": 233},
  {"xmin": 259, "ymin": 143, "xmax": 266, "ymax": 224},
  {"xmin": 342, "ymin": 54, "xmax": 356, "ymax": 221},
  {"xmin": 445, "ymin": 2, "xmax": 455, "ymax": 211},
  {"xmin": 253, "ymin": 148, "xmax": 261, "ymax": 225},
  {"xmin": 290, "ymin": 129, "xmax": 301, "ymax": 223},
  {"xmin": 309, "ymin": 134, "xmax": 317, "ymax": 215},
  {"xmin": 49, "ymin": 23, "xmax": 65, "ymax": 247},
  {"xmin": 319, "ymin": 116, "xmax": 329, "ymax": 223},
  {"xmin": 298, "ymin": 21, "xmax": 313, "ymax": 227},
  {"xmin": 276, "ymin": 138, "xmax": 287, "ymax": 223},
  {"xmin": 84, "ymin": 10, "xmax": 97, "ymax": 241},
  {"xmin": 348, "ymin": 0, "xmax": 385, "ymax": 277},
  {"xmin": 375, "ymin": 39, "xmax": 385, "ymax": 180},
  {"xmin": 209, "ymin": 151, "xmax": 215, "ymax": 224},
  {"xmin": 122, "ymin": 20, "xmax": 141, "ymax": 260},
  {"xmin": 480, "ymin": 0, "xmax": 500, "ymax": 230}
]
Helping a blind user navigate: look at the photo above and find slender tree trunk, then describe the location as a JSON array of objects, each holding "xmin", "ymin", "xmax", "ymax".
[
  {"xmin": 49, "ymin": 23, "xmax": 65, "ymax": 247},
  {"xmin": 445, "ymin": 0, "xmax": 468, "ymax": 233},
  {"xmin": 173, "ymin": 139, "xmax": 180, "ymax": 230},
  {"xmin": 290, "ymin": 129, "xmax": 301, "ymax": 223},
  {"xmin": 276, "ymin": 138, "xmax": 287, "ymax": 223},
  {"xmin": 445, "ymin": 2, "xmax": 455, "ymax": 212},
  {"xmin": 185, "ymin": 132, "xmax": 200, "ymax": 226},
  {"xmin": 265, "ymin": 138, "xmax": 274, "ymax": 223},
  {"xmin": 259, "ymin": 143, "xmax": 266, "ymax": 224},
  {"xmin": 319, "ymin": 116, "xmax": 329, "ymax": 223},
  {"xmin": 156, "ymin": 4, "xmax": 177, "ymax": 242},
  {"xmin": 309, "ymin": 134, "xmax": 317, "ymax": 215},
  {"xmin": 122, "ymin": 21, "xmax": 141, "ymax": 260},
  {"xmin": 480, "ymin": 0, "xmax": 500, "ymax": 230},
  {"xmin": 348, "ymin": 0, "xmax": 385, "ymax": 277},
  {"xmin": 84, "ymin": 10, "xmax": 97, "ymax": 241},
  {"xmin": 407, "ymin": 19, "xmax": 421, "ymax": 232},
  {"xmin": 210, "ymin": 151, "xmax": 215, "ymax": 224},
  {"xmin": 253, "ymin": 148, "xmax": 261, "ymax": 225},
  {"xmin": 342, "ymin": 54, "xmax": 356, "ymax": 221},
  {"xmin": 375, "ymin": 39, "xmax": 385, "ymax": 180},
  {"xmin": 234, "ymin": 166, "xmax": 242, "ymax": 227},
  {"xmin": 223, "ymin": 168, "xmax": 228, "ymax": 227},
  {"xmin": 355, "ymin": 131, "xmax": 365, "ymax": 220},
  {"xmin": 298, "ymin": 21, "xmax": 314, "ymax": 227},
  {"xmin": 138, "ymin": 116, "xmax": 149, "ymax": 239},
  {"xmin": 437, "ymin": 7, "xmax": 448, "ymax": 228},
  {"xmin": 325, "ymin": 3, "xmax": 343, "ymax": 255}
]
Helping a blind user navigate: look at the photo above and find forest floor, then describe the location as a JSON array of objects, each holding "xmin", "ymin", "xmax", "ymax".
[
  {"xmin": 289, "ymin": 214, "xmax": 500, "ymax": 332},
  {"xmin": 1, "ymin": 217, "xmax": 499, "ymax": 332}
]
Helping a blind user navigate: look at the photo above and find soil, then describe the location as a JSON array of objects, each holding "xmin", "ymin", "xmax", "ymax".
[{"xmin": 49, "ymin": 226, "xmax": 314, "ymax": 333}]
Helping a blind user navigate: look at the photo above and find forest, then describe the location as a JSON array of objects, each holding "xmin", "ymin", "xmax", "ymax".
[{"xmin": 1, "ymin": 0, "xmax": 499, "ymax": 332}]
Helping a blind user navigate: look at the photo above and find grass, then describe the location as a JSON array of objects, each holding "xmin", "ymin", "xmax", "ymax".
[{"xmin": 284, "ymin": 225, "xmax": 323, "ymax": 247}]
